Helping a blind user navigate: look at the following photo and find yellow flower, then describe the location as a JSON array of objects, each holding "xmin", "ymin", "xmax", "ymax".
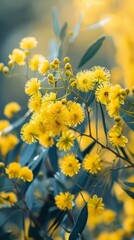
[
  {"xmin": 0, "ymin": 120, "xmax": 10, "ymax": 131},
  {"xmin": 123, "ymin": 216, "xmax": 134, "ymax": 234},
  {"xmin": 38, "ymin": 60, "xmax": 50, "ymax": 75},
  {"xmin": 9, "ymin": 48, "xmax": 26, "ymax": 65},
  {"xmin": 55, "ymin": 192, "xmax": 74, "ymax": 211},
  {"xmin": 88, "ymin": 195, "xmax": 104, "ymax": 215},
  {"xmin": 6, "ymin": 162, "xmax": 21, "ymax": 179},
  {"xmin": 108, "ymin": 125, "xmax": 128, "ymax": 147},
  {"xmin": 68, "ymin": 102, "xmax": 85, "ymax": 127},
  {"xmin": 82, "ymin": 153, "xmax": 102, "ymax": 174},
  {"xmin": 45, "ymin": 101, "xmax": 69, "ymax": 136},
  {"xmin": 56, "ymin": 131, "xmax": 75, "ymax": 151},
  {"xmin": 20, "ymin": 167, "xmax": 33, "ymax": 182},
  {"xmin": 20, "ymin": 37, "xmax": 38, "ymax": 49},
  {"xmin": 25, "ymin": 78, "xmax": 41, "ymax": 96},
  {"xmin": 95, "ymin": 83, "xmax": 111, "ymax": 105},
  {"xmin": 21, "ymin": 122, "xmax": 38, "ymax": 144},
  {"xmin": 42, "ymin": 92, "xmax": 56, "ymax": 104},
  {"xmin": 4, "ymin": 102, "xmax": 21, "ymax": 118},
  {"xmin": 76, "ymin": 70, "xmax": 95, "ymax": 92},
  {"xmin": 91, "ymin": 66, "xmax": 110, "ymax": 83},
  {"xmin": 59, "ymin": 154, "xmax": 81, "ymax": 177},
  {"xmin": 39, "ymin": 133, "xmax": 54, "ymax": 147},
  {"xmin": 29, "ymin": 54, "xmax": 45, "ymax": 71},
  {"xmin": 106, "ymin": 99, "xmax": 120, "ymax": 118},
  {"xmin": 0, "ymin": 134, "xmax": 19, "ymax": 156},
  {"xmin": 28, "ymin": 93, "xmax": 42, "ymax": 113},
  {"xmin": 0, "ymin": 192, "xmax": 17, "ymax": 207},
  {"xmin": 102, "ymin": 209, "xmax": 116, "ymax": 224}
]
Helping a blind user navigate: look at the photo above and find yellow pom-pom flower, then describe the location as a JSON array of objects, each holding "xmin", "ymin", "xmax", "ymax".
[
  {"xmin": 95, "ymin": 83, "xmax": 111, "ymax": 105},
  {"xmin": 0, "ymin": 192, "xmax": 17, "ymax": 207},
  {"xmin": 38, "ymin": 60, "xmax": 50, "ymax": 75},
  {"xmin": 20, "ymin": 167, "xmax": 33, "ymax": 182},
  {"xmin": 88, "ymin": 195, "xmax": 104, "ymax": 215},
  {"xmin": 91, "ymin": 66, "xmax": 110, "ymax": 83},
  {"xmin": 4, "ymin": 102, "xmax": 21, "ymax": 118},
  {"xmin": 28, "ymin": 93, "xmax": 42, "ymax": 113},
  {"xmin": 39, "ymin": 133, "xmax": 54, "ymax": 147},
  {"xmin": 76, "ymin": 70, "xmax": 95, "ymax": 92},
  {"xmin": 102, "ymin": 209, "xmax": 116, "ymax": 224},
  {"xmin": 59, "ymin": 154, "xmax": 81, "ymax": 177},
  {"xmin": 21, "ymin": 122, "xmax": 38, "ymax": 144},
  {"xmin": 55, "ymin": 192, "xmax": 74, "ymax": 211},
  {"xmin": 25, "ymin": 78, "xmax": 41, "ymax": 96},
  {"xmin": 82, "ymin": 153, "xmax": 102, "ymax": 174},
  {"xmin": 9, "ymin": 48, "xmax": 26, "ymax": 65},
  {"xmin": 29, "ymin": 54, "xmax": 45, "ymax": 71},
  {"xmin": 0, "ymin": 134, "xmax": 19, "ymax": 156},
  {"xmin": 20, "ymin": 37, "xmax": 38, "ymax": 49},
  {"xmin": 56, "ymin": 131, "xmax": 75, "ymax": 151},
  {"xmin": 6, "ymin": 162, "xmax": 21, "ymax": 179},
  {"xmin": 106, "ymin": 99, "xmax": 120, "ymax": 118},
  {"xmin": 108, "ymin": 125, "xmax": 128, "ymax": 147},
  {"xmin": 68, "ymin": 102, "xmax": 85, "ymax": 127},
  {"xmin": 0, "ymin": 120, "xmax": 10, "ymax": 131}
]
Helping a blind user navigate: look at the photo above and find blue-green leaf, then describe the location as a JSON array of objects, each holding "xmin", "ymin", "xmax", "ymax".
[
  {"xmin": 69, "ymin": 14, "xmax": 83, "ymax": 43},
  {"xmin": 120, "ymin": 101, "xmax": 134, "ymax": 131},
  {"xmin": 69, "ymin": 204, "xmax": 88, "ymax": 240},
  {"xmin": 82, "ymin": 141, "xmax": 96, "ymax": 157},
  {"xmin": 78, "ymin": 36, "xmax": 106, "ymax": 68},
  {"xmin": 48, "ymin": 145, "xmax": 58, "ymax": 172},
  {"xmin": 51, "ymin": 7, "xmax": 61, "ymax": 37},
  {"xmin": 60, "ymin": 22, "xmax": 68, "ymax": 41},
  {"xmin": 123, "ymin": 189, "xmax": 134, "ymax": 199},
  {"xmin": 20, "ymin": 143, "xmax": 37, "ymax": 166},
  {"xmin": 124, "ymin": 182, "xmax": 134, "ymax": 188},
  {"xmin": 99, "ymin": 103, "xmax": 108, "ymax": 142}
]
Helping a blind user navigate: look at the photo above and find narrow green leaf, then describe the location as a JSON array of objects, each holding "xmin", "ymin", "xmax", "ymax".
[
  {"xmin": 123, "ymin": 189, "xmax": 134, "ymax": 199},
  {"xmin": 20, "ymin": 143, "xmax": 37, "ymax": 166},
  {"xmin": 124, "ymin": 182, "xmax": 134, "ymax": 188},
  {"xmin": 48, "ymin": 145, "xmax": 58, "ymax": 172},
  {"xmin": 51, "ymin": 7, "xmax": 61, "ymax": 37},
  {"xmin": 82, "ymin": 141, "xmax": 96, "ymax": 157},
  {"xmin": 69, "ymin": 204, "xmax": 88, "ymax": 240},
  {"xmin": 60, "ymin": 22, "xmax": 68, "ymax": 41},
  {"xmin": 99, "ymin": 103, "xmax": 108, "ymax": 142},
  {"xmin": 69, "ymin": 14, "xmax": 83, "ymax": 43},
  {"xmin": 78, "ymin": 36, "xmax": 106, "ymax": 68}
]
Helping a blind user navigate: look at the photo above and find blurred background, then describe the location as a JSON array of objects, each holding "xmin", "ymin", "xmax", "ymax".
[{"xmin": 0, "ymin": 0, "xmax": 134, "ymax": 117}]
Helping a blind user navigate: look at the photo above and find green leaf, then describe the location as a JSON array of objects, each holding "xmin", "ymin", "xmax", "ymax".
[
  {"xmin": 99, "ymin": 103, "xmax": 108, "ymax": 142},
  {"xmin": 60, "ymin": 22, "xmax": 68, "ymax": 41},
  {"xmin": 120, "ymin": 101, "xmax": 134, "ymax": 131},
  {"xmin": 51, "ymin": 7, "xmax": 61, "ymax": 37},
  {"xmin": 124, "ymin": 181, "xmax": 134, "ymax": 188},
  {"xmin": 78, "ymin": 35, "xmax": 106, "ymax": 68},
  {"xmin": 20, "ymin": 143, "xmax": 37, "ymax": 166},
  {"xmin": 48, "ymin": 145, "xmax": 58, "ymax": 172},
  {"xmin": 123, "ymin": 189, "xmax": 134, "ymax": 199},
  {"xmin": 69, "ymin": 204, "xmax": 88, "ymax": 240},
  {"xmin": 82, "ymin": 141, "xmax": 96, "ymax": 157},
  {"xmin": 69, "ymin": 14, "xmax": 83, "ymax": 43}
]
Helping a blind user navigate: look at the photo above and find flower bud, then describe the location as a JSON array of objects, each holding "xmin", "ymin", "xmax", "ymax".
[
  {"xmin": 3, "ymin": 66, "xmax": 9, "ymax": 74},
  {"xmin": 53, "ymin": 58, "xmax": 60, "ymax": 65},
  {"xmin": 65, "ymin": 63, "xmax": 72, "ymax": 70},
  {"xmin": 0, "ymin": 162, "xmax": 5, "ymax": 169},
  {"xmin": 63, "ymin": 57, "xmax": 70, "ymax": 63},
  {"xmin": 0, "ymin": 63, "xmax": 4, "ymax": 71}
]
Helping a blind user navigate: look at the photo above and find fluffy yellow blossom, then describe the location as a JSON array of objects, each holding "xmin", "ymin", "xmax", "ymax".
[
  {"xmin": 106, "ymin": 99, "xmax": 120, "ymax": 118},
  {"xmin": 59, "ymin": 154, "xmax": 81, "ymax": 177},
  {"xmin": 38, "ymin": 60, "xmax": 50, "ymax": 75},
  {"xmin": 9, "ymin": 48, "xmax": 26, "ymax": 65},
  {"xmin": 21, "ymin": 122, "xmax": 38, "ymax": 144},
  {"xmin": 25, "ymin": 78, "xmax": 41, "ymax": 96},
  {"xmin": 29, "ymin": 54, "xmax": 45, "ymax": 71},
  {"xmin": 4, "ymin": 102, "xmax": 21, "ymax": 118},
  {"xmin": 0, "ymin": 192, "xmax": 17, "ymax": 207},
  {"xmin": 0, "ymin": 62, "xmax": 4, "ymax": 71},
  {"xmin": 55, "ymin": 192, "xmax": 74, "ymax": 211},
  {"xmin": 76, "ymin": 70, "xmax": 95, "ymax": 92},
  {"xmin": 108, "ymin": 125, "xmax": 128, "ymax": 147},
  {"xmin": 123, "ymin": 216, "xmax": 134, "ymax": 234},
  {"xmin": 20, "ymin": 167, "xmax": 33, "ymax": 182},
  {"xmin": 20, "ymin": 37, "xmax": 38, "ymax": 49},
  {"xmin": 0, "ymin": 120, "xmax": 10, "ymax": 131},
  {"xmin": 28, "ymin": 93, "xmax": 42, "ymax": 113},
  {"xmin": 91, "ymin": 66, "xmax": 110, "ymax": 83},
  {"xmin": 88, "ymin": 195, "xmax": 104, "ymax": 215},
  {"xmin": 82, "ymin": 153, "xmax": 102, "ymax": 174},
  {"xmin": 56, "ymin": 131, "xmax": 75, "ymax": 151},
  {"xmin": 6, "ymin": 162, "xmax": 21, "ymax": 179},
  {"xmin": 45, "ymin": 101, "xmax": 69, "ymax": 136},
  {"xmin": 97, "ymin": 230, "xmax": 125, "ymax": 240},
  {"xmin": 0, "ymin": 134, "xmax": 19, "ymax": 156},
  {"xmin": 102, "ymin": 209, "xmax": 116, "ymax": 224},
  {"xmin": 42, "ymin": 92, "xmax": 56, "ymax": 104},
  {"xmin": 68, "ymin": 102, "xmax": 85, "ymax": 127},
  {"xmin": 109, "ymin": 85, "xmax": 121, "ymax": 101},
  {"xmin": 39, "ymin": 133, "xmax": 54, "ymax": 147},
  {"xmin": 95, "ymin": 84, "xmax": 111, "ymax": 105}
]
